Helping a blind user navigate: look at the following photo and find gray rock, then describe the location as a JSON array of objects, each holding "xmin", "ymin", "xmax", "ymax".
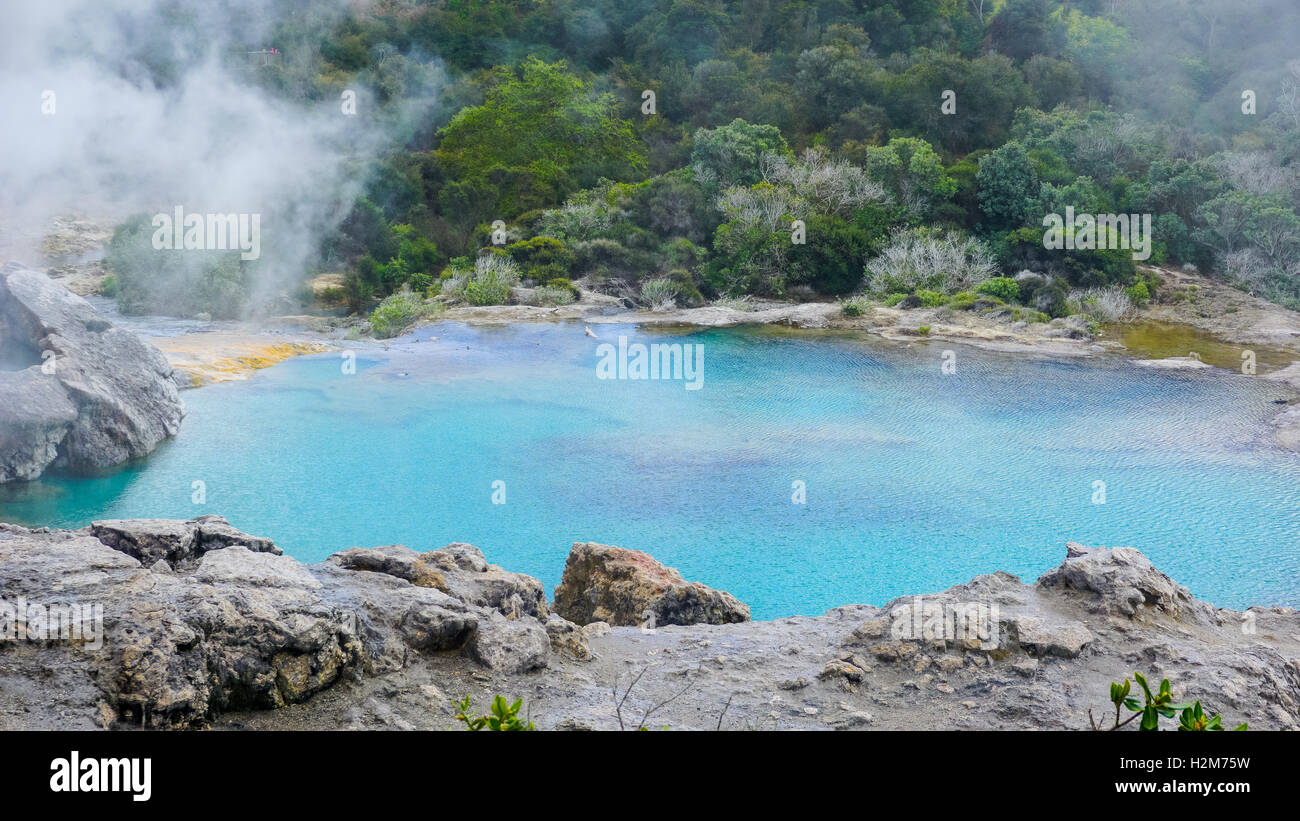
[
  {"xmin": 91, "ymin": 515, "xmax": 279, "ymax": 569},
  {"xmin": 546, "ymin": 614, "xmax": 592, "ymax": 661},
  {"xmin": 1037, "ymin": 542, "xmax": 1215, "ymax": 624},
  {"xmin": 398, "ymin": 603, "xmax": 477, "ymax": 651},
  {"xmin": 422, "ymin": 542, "xmax": 548, "ymax": 619},
  {"xmin": 466, "ymin": 613, "xmax": 549, "ymax": 673},
  {"xmin": 0, "ymin": 520, "xmax": 545, "ymax": 727},
  {"xmin": 0, "ymin": 265, "xmax": 184, "ymax": 482},
  {"xmin": 0, "ymin": 370, "xmax": 78, "ymax": 481},
  {"xmin": 329, "ymin": 544, "xmax": 448, "ymax": 589},
  {"xmin": 1004, "ymin": 614, "xmax": 1094, "ymax": 658}
]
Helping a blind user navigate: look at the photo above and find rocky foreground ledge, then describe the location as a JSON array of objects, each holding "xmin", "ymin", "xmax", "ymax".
[{"xmin": 1, "ymin": 518, "xmax": 1297, "ymax": 731}]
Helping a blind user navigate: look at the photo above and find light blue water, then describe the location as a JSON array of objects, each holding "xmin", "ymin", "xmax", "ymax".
[{"xmin": 3, "ymin": 321, "xmax": 1298, "ymax": 619}]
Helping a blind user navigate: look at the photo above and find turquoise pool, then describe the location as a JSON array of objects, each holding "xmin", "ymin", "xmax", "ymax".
[{"xmin": 3, "ymin": 321, "xmax": 1297, "ymax": 619}]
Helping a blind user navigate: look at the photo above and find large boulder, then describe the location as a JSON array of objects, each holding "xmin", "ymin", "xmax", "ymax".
[
  {"xmin": 1036, "ymin": 542, "xmax": 1216, "ymax": 624},
  {"xmin": 0, "ymin": 519, "xmax": 562, "ymax": 728},
  {"xmin": 329, "ymin": 542, "xmax": 548, "ymax": 619},
  {"xmin": 0, "ymin": 264, "xmax": 184, "ymax": 482},
  {"xmin": 0, "ymin": 522, "xmax": 361, "ymax": 726},
  {"xmin": 552, "ymin": 541, "xmax": 750, "ymax": 627}
]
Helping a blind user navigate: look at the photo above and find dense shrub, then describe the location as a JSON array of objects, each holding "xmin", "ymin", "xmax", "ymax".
[
  {"xmin": 864, "ymin": 228, "xmax": 997, "ymax": 296},
  {"xmin": 462, "ymin": 255, "xmax": 521, "ymax": 306},
  {"xmin": 369, "ymin": 288, "xmax": 429, "ymax": 338},
  {"xmin": 975, "ymin": 277, "xmax": 1021, "ymax": 302},
  {"xmin": 640, "ymin": 277, "xmax": 678, "ymax": 311}
]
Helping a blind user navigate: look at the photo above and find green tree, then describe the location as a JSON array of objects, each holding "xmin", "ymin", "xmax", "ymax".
[
  {"xmin": 989, "ymin": 0, "xmax": 1061, "ymax": 62},
  {"xmin": 690, "ymin": 118, "xmax": 790, "ymax": 188},
  {"xmin": 435, "ymin": 57, "xmax": 645, "ymax": 215},
  {"xmin": 978, "ymin": 143, "xmax": 1040, "ymax": 231},
  {"xmin": 863, "ymin": 137, "xmax": 957, "ymax": 224}
]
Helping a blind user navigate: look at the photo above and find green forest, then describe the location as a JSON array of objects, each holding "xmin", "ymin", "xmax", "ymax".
[{"xmin": 105, "ymin": 0, "xmax": 1300, "ymax": 326}]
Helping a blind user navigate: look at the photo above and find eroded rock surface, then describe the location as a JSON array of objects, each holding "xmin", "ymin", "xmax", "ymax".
[
  {"xmin": 552, "ymin": 541, "xmax": 750, "ymax": 627},
  {"xmin": 0, "ymin": 264, "xmax": 184, "ymax": 482},
  {"xmin": 2, "ymin": 523, "xmax": 1298, "ymax": 732},
  {"xmin": 0, "ymin": 518, "xmax": 561, "ymax": 728}
]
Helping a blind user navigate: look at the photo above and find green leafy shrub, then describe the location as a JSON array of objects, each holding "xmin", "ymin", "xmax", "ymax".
[
  {"xmin": 949, "ymin": 291, "xmax": 976, "ymax": 310},
  {"xmin": 454, "ymin": 695, "xmax": 535, "ymax": 731},
  {"xmin": 915, "ymin": 290, "xmax": 946, "ymax": 307},
  {"xmin": 1125, "ymin": 280, "xmax": 1150, "ymax": 305},
  {"xmin": 368, "ymin": 288, "xmax": 429, "ymax": 338},
  {"xmin": 545, "ymin": 277, "xmax": 580, "ymax": 299},
  {"xmin": 462, "ymin": 255, "xmax": 521, "ymax": 306},
  {"xmin": 505, "ymin": 236, "xmax": 576, "ymax": 281},
  {"xmin": 883, "ymin": 292, "xmax": 907, "ymax": 307},
  {"xmin": 975, "ymin": 277, "xmax": 1020, "ymax": 302},
  {"xmin": 665, "ymin": 269, "xmax": 706, "ymax": 307},
  {"xmin": 440, "ymin": 257, "xmax": 472, "ymax": 279},
  {"xmin": 916, "ymin": 325, "xmax": 931, "ymax": 335},
  {"xmin": 1091, "ymin": 672, "xmax": 1246, "ymax": 731}
]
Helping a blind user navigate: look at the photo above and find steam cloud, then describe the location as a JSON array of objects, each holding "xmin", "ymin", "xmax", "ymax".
[{"xmin": 0, "ymin": 0, "xmax": 430, "ymax": 313}]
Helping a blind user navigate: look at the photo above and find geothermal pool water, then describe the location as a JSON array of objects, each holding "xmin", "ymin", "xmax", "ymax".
[{"xmin": 3, "ymin": 321, "xmax": 1298, "ymax": 620}]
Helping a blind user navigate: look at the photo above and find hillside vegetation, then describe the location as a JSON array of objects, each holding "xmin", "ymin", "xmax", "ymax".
[{"xmin": 103, "ymin": 0, "xmax": 1300, "ymax": 322}]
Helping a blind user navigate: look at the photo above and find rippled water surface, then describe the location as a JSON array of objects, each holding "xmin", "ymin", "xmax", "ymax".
[{"xmin": 4, "ymin": 321, "xmax": 1298, "ymax": 619}]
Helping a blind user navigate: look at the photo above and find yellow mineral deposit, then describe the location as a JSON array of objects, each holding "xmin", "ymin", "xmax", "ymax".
[{"xmin": 151, "ymin": 333, "xmax": 333, "ymax": 386}]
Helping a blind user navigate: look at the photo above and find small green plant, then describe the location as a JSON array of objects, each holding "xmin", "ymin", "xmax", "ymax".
[
  {"xmin": 975, "ymin": 276, "xmax": 1020, "ymax": 302},
  {"xmin": 532, "ymin": 285, "xmax": 576, "ymax": 306},
  {"xmin": 1125, "ymin": 280, "xmax": 1150, "ymax": 305},
  {"xmin": 883, "ymin": 292, "xmax": 907, "ymax": 307},
  {"xmin": 369, "ymin": 288, "xmax": 429, "ymax": 339},
  {"xmin": 949, "ymin": 291, "xmax": 976, "ymax": 310},
  {"xmin": 840, "ymin": 296, "xmax": 869, "ymax": 317},
  {"xmin": 1091, "ymin": 672, "xmax": 1246, "ymax": 731},
  {"xmin": 640, "ymin": 277, "xmax": 678, "ymax": 311},
  {"xmin": 454, "ymin": 695, "xmax": 536, "ymax": 731},
  {"xmin": 714, "ymin": 294, "xmax": 756, "ymax": 311},
  {"xmin": 546, "ymin": 277, "xmax": 581, "ymax": 299},
  {"xmin": 463, "ymin": 255, "xmax": 521, "ymax": 306},
  {"xmin": 916, "ymin": 325, "xmax": 931, "ymax": 335},
  {"xmin": 915, "ymin": 290, "xmax": 946, "ymax": 307}
]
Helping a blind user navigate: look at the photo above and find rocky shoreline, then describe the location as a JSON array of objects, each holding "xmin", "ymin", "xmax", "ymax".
[{"xmin": 1, "ymin": 516, "xmax": 1296, "ymax": 731}]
